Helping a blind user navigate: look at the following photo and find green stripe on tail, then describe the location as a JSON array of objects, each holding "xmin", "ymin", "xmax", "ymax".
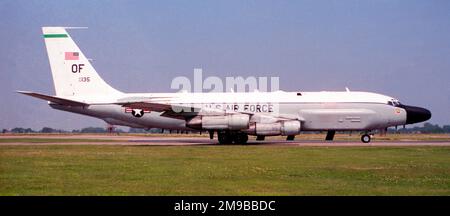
[{"xmin": 43, "ymin": 34, "xmax": 68, "ymax": 38}]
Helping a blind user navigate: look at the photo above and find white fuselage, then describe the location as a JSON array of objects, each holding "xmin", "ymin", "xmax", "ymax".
[{"xmin": 52, "ymin": 90, "xmax": 407, "ymax": 131}]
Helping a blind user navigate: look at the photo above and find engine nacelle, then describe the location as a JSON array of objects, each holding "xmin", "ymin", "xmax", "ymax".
[
  {"xmin": 281, "ymin": 121, "xmax": 302, "ymax": 135},
  {"xmin": 186, "ymin": 114, "xmax": 250, "ymax": 130},
  {"xmin": 245, "ymin": 121, "xmax": 301, "ymax": 136}
]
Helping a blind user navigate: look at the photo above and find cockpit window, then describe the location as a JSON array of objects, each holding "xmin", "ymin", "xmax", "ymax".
[{"xmin": 388, "ymin": 99, "xmax": 401, "ymax": 107}]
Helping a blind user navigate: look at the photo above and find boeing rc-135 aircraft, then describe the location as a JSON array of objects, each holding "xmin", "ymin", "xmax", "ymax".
[{"xmin": 18, "ymin": 27, "xmax": 431, "ymax": 144}]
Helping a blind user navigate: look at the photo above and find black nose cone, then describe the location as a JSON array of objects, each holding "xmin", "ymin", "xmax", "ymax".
[{"xmin": 401, "ymin": 105, "xmax": 432, "ymax": 124}]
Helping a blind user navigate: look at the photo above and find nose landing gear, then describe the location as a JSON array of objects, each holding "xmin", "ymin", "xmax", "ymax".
[{"xmin": 361, "ymin": 134, "xmax": 371, "ymax": 143}]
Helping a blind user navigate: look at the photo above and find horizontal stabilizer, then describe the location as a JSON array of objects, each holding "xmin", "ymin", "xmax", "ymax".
[{"xmin": 16, "ymin": 91, "xmax": 88, "ymax": 106}]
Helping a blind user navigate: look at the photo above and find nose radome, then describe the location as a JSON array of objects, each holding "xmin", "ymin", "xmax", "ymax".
[{"xmin": 401, "ymin": 105, "xmax": 432, "ymax": 124}]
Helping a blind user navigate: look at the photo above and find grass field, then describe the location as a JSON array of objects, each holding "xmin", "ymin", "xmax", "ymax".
[
  {"xmin": 0, "ymin": 138, "xmax": 119, "ymax": 143},
  {"xmin": 1, "ymin": 133, "xmax": 449, "ymax": 142},
  {"xmin": 1, "ymin": 145, "xmax": 449, "ymax": 195}
]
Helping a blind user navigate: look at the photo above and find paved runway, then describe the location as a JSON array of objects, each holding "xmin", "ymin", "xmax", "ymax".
[{"xmin": 1, "ymin": 135, "xmax": 449, "ymax": 147}]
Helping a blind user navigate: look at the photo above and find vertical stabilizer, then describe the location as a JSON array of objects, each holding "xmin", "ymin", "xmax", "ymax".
[{"xmin": 42, "ymin": 27, "xmax": 122, "ymax": 98}]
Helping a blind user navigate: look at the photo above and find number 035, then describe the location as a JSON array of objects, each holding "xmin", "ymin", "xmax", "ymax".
[{"xmin": 79, "ymin": 77, "xmax": 90, "ymax": 82}]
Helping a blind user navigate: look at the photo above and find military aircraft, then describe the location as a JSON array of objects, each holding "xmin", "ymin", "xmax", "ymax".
[{"xmin": 18, "ymin": 27, "xmax": 431, "ymax": 144}]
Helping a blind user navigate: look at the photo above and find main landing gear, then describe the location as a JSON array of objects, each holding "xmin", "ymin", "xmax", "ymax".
[{"xmin": 217, "ymin": 131, "xmax": 249, "ymax": 144}]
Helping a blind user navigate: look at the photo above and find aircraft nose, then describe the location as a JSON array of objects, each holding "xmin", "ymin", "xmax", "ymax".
[{"xmin": 401, "ymin": 105, "xmax": 432, "ymax": 124}]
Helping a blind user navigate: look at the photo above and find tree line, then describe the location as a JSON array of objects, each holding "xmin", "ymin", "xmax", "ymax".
[
  {"xmin": 2, "ymin": 123, "xmax": 450, "ymax": 134},
  {"xmin": 388, "ymin": 123, "xmax": 450, "ymax": 134},
  {"xmin": 2, "ymin": 127, "xmax": 184, "ymax": 134}
]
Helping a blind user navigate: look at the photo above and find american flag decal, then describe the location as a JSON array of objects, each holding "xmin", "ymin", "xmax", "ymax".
[{"xmin": 65, "ymin": 52, "xmax": 79, "ymax": 60}]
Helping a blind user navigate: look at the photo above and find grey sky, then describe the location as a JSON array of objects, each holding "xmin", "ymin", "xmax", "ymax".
[{"xmin": 1, "ymin": 0, "xmax": 449, "ymax": 130}]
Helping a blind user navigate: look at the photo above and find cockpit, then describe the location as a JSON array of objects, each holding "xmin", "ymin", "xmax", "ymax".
[{"xmin": 387, "ymin": 99, "xmax": 402, "ymax": 107}]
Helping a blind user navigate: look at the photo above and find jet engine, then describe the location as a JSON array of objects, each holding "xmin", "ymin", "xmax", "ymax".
[
  {"xmin": 186, "ymin": 114, "xmax": 250, "ymax": 130},
  {"xmin": 245, "ymin": 120, "xmax": 301, "ymax": 136}
]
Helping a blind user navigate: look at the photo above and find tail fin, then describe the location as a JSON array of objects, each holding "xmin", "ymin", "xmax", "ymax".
[{"xmin": 42, "ymin": 27, "xmax": 122, "ymax": 98}]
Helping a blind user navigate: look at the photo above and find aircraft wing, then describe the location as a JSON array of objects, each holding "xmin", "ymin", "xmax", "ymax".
[
  {"xmin": 16, "ymin": 91, "xmax": 88, "ymax": 106},
  {"xmin": 115, "ymin": 94, "xmax": 193, "ymax": 120},
  {"xmin": 116, "ymin": 96, "xmax": 200, "ymax": 112},
  {"xmin": 115, "ymin": 100, "xmax": 216, "ymax": 120},
  {"xmin": 116, "ymin": 101, "xmax": 175, "ymax": 112}
]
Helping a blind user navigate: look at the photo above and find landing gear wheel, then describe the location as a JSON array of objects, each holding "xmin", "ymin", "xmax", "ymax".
[
  {"xmin": 361, "ymin": 134, "xmax": 371, "ymax": 143},
  {"xmin": 218, "ymin": 131, "xmax": 233, "ymax": 144},
  {"xmin": 233, "ymin": 133, "xmax": 249, "ymax": 144}
]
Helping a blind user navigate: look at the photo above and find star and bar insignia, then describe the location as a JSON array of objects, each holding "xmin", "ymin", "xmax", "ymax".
[{"xmin": 125, "ymin": 107, "xmax": 150, "ymax": 118}]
